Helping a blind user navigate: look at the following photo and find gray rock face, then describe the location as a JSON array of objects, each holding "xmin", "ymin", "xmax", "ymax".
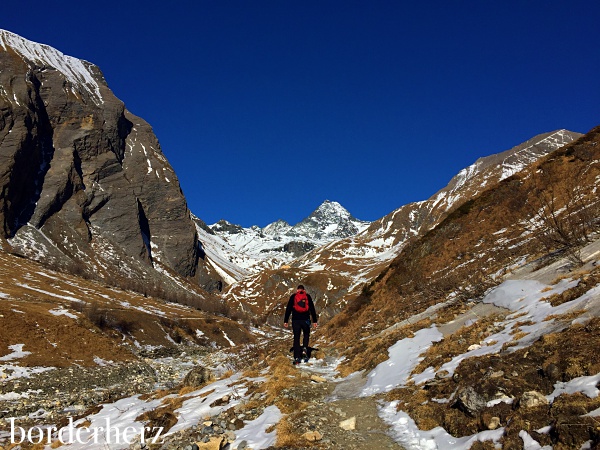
[
  {"xmin": 454, "ymin": 386, "xmax": 486, "ymax": 417},
  {"xmin": 0, "ymin": 30, "xmax": 217, "ymax": 290},
  {"xmin": 283, "ymin": 241, "xmax": 316, "ymax": 257},
  {"xmin": 182, "ymin": 366, "xmax": 211, "ymax": 388},
  {"xmin": 211, "ymin": 220, "xmax": 245, "ymax": 235}
]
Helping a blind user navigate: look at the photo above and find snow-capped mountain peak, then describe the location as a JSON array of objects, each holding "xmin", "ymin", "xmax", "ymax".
[
  {"xmin": 194, "ymin": 200, "xmax": 370, "ymax": 280},
  {"xmin": 287, "ymin": 200, "xmax": 369, "ymax": 240},
  {"xmin": 0, "ymin": 29, "xmax": 103, "ymax": 104},
  {"xmin": 310, "ymin": 199, "xmax": 352, "ymax": 220}
]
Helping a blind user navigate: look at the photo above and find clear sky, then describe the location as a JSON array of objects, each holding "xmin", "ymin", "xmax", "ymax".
[{"xmin": 3, "ymin": 1, "xmax": 599, "ymax": 227}]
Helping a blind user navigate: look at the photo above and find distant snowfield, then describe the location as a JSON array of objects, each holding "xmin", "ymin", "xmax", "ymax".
[{"xmin": 195, "ymin": 200, "xmax": 371, "ymax": 279}]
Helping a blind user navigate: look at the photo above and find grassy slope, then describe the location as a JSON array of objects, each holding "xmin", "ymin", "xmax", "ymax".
[{"xmin": 0, "ymin": 251, "xmax": 253, "ymax": 370}]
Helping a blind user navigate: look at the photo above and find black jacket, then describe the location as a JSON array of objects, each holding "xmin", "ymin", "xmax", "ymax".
[{"xmin": 284, "ymin": 292, "xmax": 318, "ymax": 323}]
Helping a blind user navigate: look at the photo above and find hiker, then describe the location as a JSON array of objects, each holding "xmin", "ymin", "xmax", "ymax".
[{"xmin": 284, "ymin": 285, "xmax": 318, "ymax": 365}]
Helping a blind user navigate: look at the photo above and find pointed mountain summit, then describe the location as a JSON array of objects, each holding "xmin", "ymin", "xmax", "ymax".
[
  {"xmin": 199, "ymin": 200, "xmax": 370, "ymax": 278},
  {"xmin": 287, "ymin": 200, "xmax": 369, "ymax": 240}
]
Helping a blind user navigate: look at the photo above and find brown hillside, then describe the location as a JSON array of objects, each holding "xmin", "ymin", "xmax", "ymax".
[
  {"xmin": 0, "ymin": 250, "xmax": 253, "ymax": 370},
  {"xmin": 326, "ymin": 125, "xmax": 600, "ymax": 365}
]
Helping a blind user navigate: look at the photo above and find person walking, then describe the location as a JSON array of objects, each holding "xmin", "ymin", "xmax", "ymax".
[{"xmin": 284, "ymin": 285, "xmax": 318, "ymax": 365}]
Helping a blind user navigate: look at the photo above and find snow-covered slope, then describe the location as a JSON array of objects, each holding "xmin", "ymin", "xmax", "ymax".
[{"xmin": 195, "ymin": 201, "xmax": 369, "ymax": 281}]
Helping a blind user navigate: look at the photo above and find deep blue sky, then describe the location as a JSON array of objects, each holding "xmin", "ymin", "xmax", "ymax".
[{"xmin": 4, "ymin": 1, "xmax": 599, "ymax": 227}]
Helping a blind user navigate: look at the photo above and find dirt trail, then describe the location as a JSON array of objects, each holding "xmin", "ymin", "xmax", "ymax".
[
  {"xmin": 282, "ymin": 361, "xmax": 404, "ymax": 449},
  {"xmin": 304, "ymin": 396, "xmax": 404, "ymax": 449}
]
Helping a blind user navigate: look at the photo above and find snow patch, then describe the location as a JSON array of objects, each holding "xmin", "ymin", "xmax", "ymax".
[
  {"xmin": 361, "ymin": 327, "xmax": 443, "ymax": 396},
  {"xmin": 232, "ymin": 405, "xmax": 282, "ymax": 449},
  {"xmin": 380, "ymin": 401, "xmax": 504, "ymax": 450},
  {"xmin": 48, "ymin": 307, "xmax": 78, "ymax": 319},
  {"xmin": 0, "ymin": 344, "xmax": 30, "ymax": 361}
]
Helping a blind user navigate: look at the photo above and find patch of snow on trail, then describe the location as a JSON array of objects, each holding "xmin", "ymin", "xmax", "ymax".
[
  {"xmin": 60, "ymin": 374, "xmax": 250, "ymax": 448},
  {"xmin": 298, "ymin": 356, "xmax": 344, "ymax": 381},
  {"xmin": 361, "ymin": 327, "xmax": 443, "ymax": 396},
  {"xmin": 168, "ymin": 374, "xmax": 247, "ymax": 434},
  {"xmin": 63, "ymin": 395, "xmax": 165, "ymax": 449},
  {"xmin": 232, "ymin": 405, "xmax": 282, "ymax": 449}
]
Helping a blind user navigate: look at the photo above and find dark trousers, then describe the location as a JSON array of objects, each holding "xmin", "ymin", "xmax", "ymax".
[{"xmin": 292, "ymin": 320, "xmax": 311, "ymax": 360}]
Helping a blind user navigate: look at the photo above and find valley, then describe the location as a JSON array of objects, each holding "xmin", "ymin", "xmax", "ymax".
[{"xmin": 1, "ymin": 28, "xmax": 599, "ymax": 450}]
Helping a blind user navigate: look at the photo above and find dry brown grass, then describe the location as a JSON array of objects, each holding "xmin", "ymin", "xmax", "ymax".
[
  {"xmin": 0, "ymin": 250, "xmax": 252, "ymax": 369},
  {"xmin": 275, "ymin": 414, "xmax": 313, "ymax": 448},
  {"xmin": 543, "ymin": 310, "xmax": 585, "ymax": 322},
  {"xmin": 511, "ymin": 331, "xmax": 529, "ymax": 341},
  {"xmin": 501, "ymin": 341, "xmax": 519, "ymax": 351},
  {"xmin": 178, "ymin": 385, "xmax": 203, "ymax": 396},
  {"xmin": 546, "ymin": 266, "xmax": 600, "ymax": 307},
  {"xmin": 259, "ymin": 355, "xmax": 299, "ymax": 405},
  {"xmin": 139, "ymin": 389, "xmax": 175, "ymax": 401}
]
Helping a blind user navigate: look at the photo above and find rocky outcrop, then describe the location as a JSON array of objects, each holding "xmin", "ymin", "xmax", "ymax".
[
  {"xmin": 0, "ymin": 30, "xmax": 218, "ymax": 292},
  {"xmin": 283, "ymin": 241, "xmax": 316, "ymax": 257}
]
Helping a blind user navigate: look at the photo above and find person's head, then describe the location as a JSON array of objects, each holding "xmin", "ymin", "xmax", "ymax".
[{"xmin": 297, "ymin": 285, "xmax": 305, "ymax": 291}]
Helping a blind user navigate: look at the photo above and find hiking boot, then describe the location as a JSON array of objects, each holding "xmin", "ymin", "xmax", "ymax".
[
  {"xmin": 303, "ymin": 357, "xmax": 309, "ymax": 363},
  {"xmin": 293, "ymin": 358, "xmax": 301, "ymax": 366}
]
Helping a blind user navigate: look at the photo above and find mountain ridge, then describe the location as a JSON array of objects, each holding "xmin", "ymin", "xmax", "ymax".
[
  {"xmin": 194, "ymin": 200, "xmax": 370, "ymax": 282},
  {"xmin": 220, "ymin": 128, "xmax": 583, "ymax": 322}
]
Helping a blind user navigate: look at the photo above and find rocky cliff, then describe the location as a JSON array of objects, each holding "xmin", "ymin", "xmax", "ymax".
[{"xmin": 0, "ymin": 30, "xmax": 220, "ymax": 295}]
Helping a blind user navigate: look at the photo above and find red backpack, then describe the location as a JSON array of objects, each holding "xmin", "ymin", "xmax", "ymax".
[{"xmin": 293, "ymin": 289, "xmax": 310, "ymax": 313}]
